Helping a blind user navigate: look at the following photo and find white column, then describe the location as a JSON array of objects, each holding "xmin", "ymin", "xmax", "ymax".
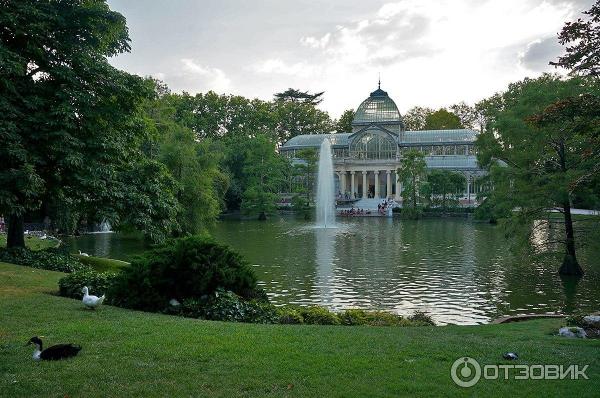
[
  {"xmin": 374, "ymin": 171, "xmax": 380, "ymax": 198},
  {"xmin": 341, "ymin": 172, "xmax": 347, "ymax": 196},
  {"xmin": 350, "ymin": 171, "xmax": 356, "ymax": 199},
  {"xmin": 386, "ymin": 170, "xmax": 392, "ymax": 198},
  {"xmin": 362, "ymin": 171, "xmax": 367, "ymax": 198}
]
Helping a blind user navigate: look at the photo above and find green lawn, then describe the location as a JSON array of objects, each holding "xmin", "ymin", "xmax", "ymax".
[
  {"xmin": 0, "ymin": 262, "xmax": 598, "ymax": 397},
  {"xmin": 74, "ymin": 254, "xmax": 130, "ymax": 272},
  {"xmin": 0, "ymin": 234, "xmax": 60, "ymax": 251}
]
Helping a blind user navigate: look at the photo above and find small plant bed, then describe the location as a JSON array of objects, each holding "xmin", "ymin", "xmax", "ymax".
[{"xmin": 566, "ymin": 314, "xmax": 600, "ymax": 339}]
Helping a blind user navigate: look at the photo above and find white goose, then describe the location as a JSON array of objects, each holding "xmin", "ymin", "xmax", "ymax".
[
  {"xmin": 82, "ymin": 286, "xmax": 105, "ymax": 309},
  {"xmin": 78, "ymin": 250, "xmax": 90, "ymax": 257}
]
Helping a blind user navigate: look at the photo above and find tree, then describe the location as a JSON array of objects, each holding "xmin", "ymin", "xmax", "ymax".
[
  {"xmin": 449, "ymin": 102, "xmax": 481, "ymax": 130},
  {"xmin": 335, "ymin": 109, "xmax": 355, "ymax": 133},
  {"xmin": 427, "ymin": 170, "xmax": 466, "ymax": 210},
  {"xmin": 291, "ymin": 148, "xmax": 318, "ymax": 219},
  {"xmin": 274, "ymin": 88, "xmax": 324, "ymax": 105},
  {"xmin": 241, "ymin": 135, "xmax": 287, "ymax": 220},
  {"xmin": 403, "ymin": 106, "xmax": 434, "ymax": 131},
  {"xmin": 475, "ymin": 74, "xmax": 600, "ymax": 275},
  {"xmin": 0, "ymin": 0, "xmax": 178, "ymax": 246},
  {"xmin": 551, "ymin": 0, "xmax": 600, "ymax": 76},
  {"xmin": 274, "ymin": 99, "xmax": 333, "ymax": 143},
  {"xmin": 424, "ymin": 109, "xmax": 464, "ymax": 130},
  {"xmin": 397, "ymin": 150, "xmax": 427, "ymax": 214}
]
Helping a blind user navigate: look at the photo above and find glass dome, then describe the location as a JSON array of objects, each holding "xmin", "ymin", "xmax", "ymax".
[{"xmin": 353, "ymin": 86, "xmax": 403, "ymax": 126}]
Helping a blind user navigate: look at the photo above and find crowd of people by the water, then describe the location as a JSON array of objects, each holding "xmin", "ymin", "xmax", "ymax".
[
  {"xmin": 340, "ymin": 207, "xmax": 371, "ymax": 216},
  {"xmin": 377, "ymin": 199, "xmax": 396, "ymax": 215}
]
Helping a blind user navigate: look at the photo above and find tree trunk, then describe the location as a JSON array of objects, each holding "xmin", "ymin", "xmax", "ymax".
[
  {"xmin": 558, "ymin": 201, "xmax": 584, "ymax": 276},
  {"xmin": 7, "ymin": 214, "xmax": 25, "ymax": 248}
]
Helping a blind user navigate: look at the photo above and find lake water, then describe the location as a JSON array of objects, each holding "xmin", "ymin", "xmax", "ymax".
[{"xmin": 65, "ymin": 217, "xmax": 600, "ymax": 325}]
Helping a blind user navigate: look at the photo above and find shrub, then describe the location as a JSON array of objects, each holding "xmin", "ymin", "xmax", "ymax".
[
  {"xmin": 298, "ymin": 306, "xmax": 340, "ymax": 325},
  {"xmin": 0, "ymin": 247, "xmax": 88, "ymax": 273},
  {"xmin": 338, "ymin": 309, "xmax": 369, "ymax": 325},
  {"xmin": 109, "ymin": 235, "xmax": 258, "ymax": 311},
  {"xmin": 179, "ymin": 290, "xmax": 279, "ymax": 324},
  {"xmin": 408, "ymin": 311, "xmax": 436, "ymax": 326},
  {"xmin": 58, "ymin": 269, "xmax": 117, "ymax": 299},
  {"xmin": 277, "ymin": 307, "xmax": 304, "ymax": 324}
]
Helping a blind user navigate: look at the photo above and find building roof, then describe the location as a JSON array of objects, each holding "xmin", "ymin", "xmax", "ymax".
[
  {"xmin": 401, "ymin": 129, "xmax": 478, "ymax": 145},
  {"xmin": 352, "ymin": 86, "xmax": 402, "ymax": 125},
  {"xmin": 281, "ymin": 133, "xmax": 351, "ymax": 149}
]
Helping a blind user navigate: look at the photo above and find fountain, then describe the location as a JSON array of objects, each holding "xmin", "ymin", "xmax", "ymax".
[{"xmin": 316, "ymin": 137, "xmax": 336, "ymax": 228}]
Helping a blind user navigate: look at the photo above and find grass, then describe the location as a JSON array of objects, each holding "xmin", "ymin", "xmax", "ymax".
[
  {"xmin": 1, "ymin": 262, "xmax": 599, "ymax": 397},
  {"xmin": 74, "ymin": 254, "xmax": 130, "ymax": 272},
  {"xmin": 0, "ymin": 234, "xmax": 60, "ymax": 251}
]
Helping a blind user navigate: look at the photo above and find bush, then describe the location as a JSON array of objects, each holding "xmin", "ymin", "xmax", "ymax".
[
  {"xmin": 277, "ymin": 307, "xmax": 304, "ymax": 324},
  {"xmin": 298, "ymin": 306, "xmax": 340, "ymax": 325},
  {"xmin": 109, "ymin": 235, "xmax": 259, "ymax": 311},
  {"xmin": 408, "ymin": 311, "xmax": 436, "ymax": 326},
  {"xmin": 58, "ymin": 269, "xmax": 117, "ymax": 299},
  {"xmin": 179, "ymin": 290, "xmax": 279, "ymax": 324},
  {"xmin": 0, "ymin": 247, "xmax": 88, "ymax": 273}
]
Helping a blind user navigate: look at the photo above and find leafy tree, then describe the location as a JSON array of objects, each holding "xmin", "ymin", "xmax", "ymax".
[
  {"xmin": 274, "ymin": 100, "xmax": 333, "ymax": 143},
  {"xmin": 449, "ymin": 102, "xmax": 482, "ymax": 130},
  {"xmin": 403, "ymin": 106, "xmax": 434, "ymax": 131},
  {"xmin": 426, "ymin": 170, "xmax": 466, "ymax": 210},
  {"xmin": 291, "ymin": 148, "xmax": 318, "ymax": 219},
  {"xmin": 397, "ymin": 150, "xmax": 427, "ymax": 214},
  {"xmin": 475, "ymin": 74, "xmax": 600, "ymax": 275},
  {"xmin": 424, "ymin": 109, "xmax": 464, "ymax": 130},
  {"xmin": 0, "ymin": 0, "xmax": 178, "ymax": 246},
  {"xmin": 551, "ymin": 0, "xmax": 600, "ymax": 76},
  {"xmin": 241, "ymin": 135, "xmax": 287, "ymax": 220},
  {"xmin": 335, "ymin": 109, "xmax": 355, "ymax": 133},
  {"xmin": 274, "ymin": 88, "xmax": 324, "ymax": 105}
]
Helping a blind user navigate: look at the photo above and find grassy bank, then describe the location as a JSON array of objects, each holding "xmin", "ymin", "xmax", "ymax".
[
  {"xmin": 74, "ymin": 254, "xmax": 130, "ymax": 272},
  {"xmin": 0, "ymin": 234, "xmax": 60, "ymax": 251},
  {"xmin": 0, "ymin": 262, "xmax": 598, "ymax": 397}
]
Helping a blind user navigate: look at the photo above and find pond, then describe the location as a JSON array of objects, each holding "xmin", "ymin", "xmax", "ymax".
[{"xmin": 65, "ymin": 217, "xmax": 600, "ymax": 325}]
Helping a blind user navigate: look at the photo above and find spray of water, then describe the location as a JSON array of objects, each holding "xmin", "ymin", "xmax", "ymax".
[{"xmin": 316, "ymin": 138, "xmax": 336, "ymax": 228}]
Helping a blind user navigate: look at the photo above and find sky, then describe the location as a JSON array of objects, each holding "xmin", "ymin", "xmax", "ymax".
[{"xmin": 107, "ymin": 0, "xmax": 595, "ymax": 118}]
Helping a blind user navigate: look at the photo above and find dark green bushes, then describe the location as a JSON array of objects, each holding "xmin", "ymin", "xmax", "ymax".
[
  {"xmin": 179, "ymin": 290, "xmax": 278, "ymax": 323},
  {"xmin": 0, "ymin": 247, "xmax": 88, "ymax": 273},
  {"xmin": 59, "ymin": 269, "xmax": 118, "ymax": 299},
  {"xmin": 109, "ymin": 235, "xmax": 258, "ymax": 311}
]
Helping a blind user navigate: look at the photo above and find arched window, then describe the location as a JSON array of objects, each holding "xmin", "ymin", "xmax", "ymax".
[{"xmin": 350, "ymin": 132, "xmax": 396, "ymax": 159}]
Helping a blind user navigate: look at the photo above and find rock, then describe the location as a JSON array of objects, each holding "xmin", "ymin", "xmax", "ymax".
[
  {"xmin": 583, "ymin": 315, "xmax": 600, "ymax": 328},
  {"xmin": 169, "ymin": 298, "xmax": 181, "ymax": 307},
  {"xmin": 503, "ymin": 352, "xmax": 518, "ymax": 360},
  {"xmin": 558, "ymin": 326, "xmax": 587, "ymax": 338}
]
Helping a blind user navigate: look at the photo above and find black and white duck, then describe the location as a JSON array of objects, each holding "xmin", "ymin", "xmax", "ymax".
[{"xmin": 27, "ymin": 336, "xmax": 81, "ymax": 361}]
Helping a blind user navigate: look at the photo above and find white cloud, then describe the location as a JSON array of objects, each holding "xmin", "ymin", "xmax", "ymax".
[
  {"xmin": 180, "ymin": 58, "xmax": 231, "ymax": 92},
  {"xmin": 251, "ymin": 58, "xmax": 320, "ymax": 78},
  {"xmin": 300, "ymin": 33, "xmax": 331, "ymax": 49}
]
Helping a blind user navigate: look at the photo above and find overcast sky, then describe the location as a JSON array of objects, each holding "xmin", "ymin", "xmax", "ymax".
[{"xmin": 107, "ymin": 0, "xmax": 594, "ymax": 117}]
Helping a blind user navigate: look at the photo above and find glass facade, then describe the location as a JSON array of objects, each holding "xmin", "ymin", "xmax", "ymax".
[{"xmin": 350, "ymin": 132, "xmax": 396, "ymax": 159}]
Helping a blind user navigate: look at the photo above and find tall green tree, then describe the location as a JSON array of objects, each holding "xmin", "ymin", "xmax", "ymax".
[
  {"xmin": 424, "ymin": 109, "xmax": 464, "ymax": 130},
  {"xmin": 241, "ymin": 135, "xmax": 287, "ymax": 220},
  {"xmin": 403, "ymin": 106, "xmax": 434, "ymax": 131},
  {"xmin": 291, "ymin": 148, "xmax": 318, "ymax": 219},
  {"xmin": 274, "ymin": 88, "xmax": 324, "ymax": 105},
  {"xmin": 475, "ymin": 74, "xmax": 600, "ymax": 275},
  {"xmin": 426, "ymin": 170, "xmax": 466, "ymax": 210},
  {"xmin": 335, "ymin": 109, "xmax": 355, "ymax": 133},
  {"xmin": 397, "ymin": 150, "xmax": 427, "ymax": 214},
  {"xmin": 0, "ymin": 0, "xmax": 178, "ymax": 246}
]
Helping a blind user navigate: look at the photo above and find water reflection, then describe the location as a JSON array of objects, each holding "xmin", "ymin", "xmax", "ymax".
[{"xmin": 66, "ymin": 217, "xmax": 600, "ymax": 325}]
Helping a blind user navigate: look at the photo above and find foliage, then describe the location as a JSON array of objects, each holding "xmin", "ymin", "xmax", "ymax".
[
  {"xmin": 277, "ymin": 306, "xmax": 305, "ymax": 324},
  {"xmin": 109, "ymin": 235, "xmax": 258, "ymax": 311},
  {"xmin": 403, "ymin": 106, "xmax": 434, "ymax": 131},
  {"xmin": 273, "ymin": 101, "xmax": 333, "ymax": 142},
  {"xmin": 426, "ymin": 170, "xmax": 466, "ymax": 210},
  {"xmin": 0, "ymin": 247, "xmax": 88, "ymax": 273},
  {"xmin": 449, "ymin": 102, "xmax": 483, "ymax": 131},
  {"xmin": 241, "ymin": 135, "xmax": 287, "ymax": 219},
  {"xmin": 335, "ymin": 109, "xmax": 355, "ymax": 133},
  {"xmin": 424, "ymin": 108, "xmax": 463, "ymax": 130},
  {"xmin": 551, "ymin": 0, "xmax": 600, "ymax": 76},
  {"xmin": 58, "ymin": 269, "xmax": 117, "ymax": 300},
  {"xmin": 408, "ymin": 311, "xmax": 436, "ymax": 326},
  {"xmin": 398, "ymin": 150, "xmax": 428, "ymax": 214},
  {"xmin": 297, "ymin": 306, "xmax": 341, "ymax": 325},
  {"xmin": 274, "ymin": 88, "xmax": 324, "ymax": 105},
  {"xmin": 291, "ymin": 148, "xmax": 318, "ymax": 215},
  {"xmin": 475, "ymin": 74, "xmax": 600, "ymax": 275},
  {"xmin": 0, "ymin": 0, "xmax": 178, "ymax": 246}
]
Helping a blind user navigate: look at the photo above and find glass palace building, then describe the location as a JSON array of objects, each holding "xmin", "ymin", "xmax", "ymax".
[{"xmin": 280, "ymin": 85, "xmax": 485, "ymax": 202}]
